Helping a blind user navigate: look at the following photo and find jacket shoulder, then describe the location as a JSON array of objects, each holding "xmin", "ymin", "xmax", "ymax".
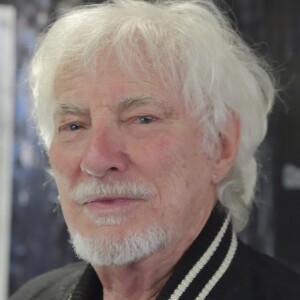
[
  {"xmin": 232, "ymin": 242, "xmax": 300, "ymax": 300},
  {"xmin": 10, "ymin": 261, "xmax": 88, "ymax": 300},
  {"xmin": 254, "ymin": 247, "xmax": 300, "ymax": 290}
]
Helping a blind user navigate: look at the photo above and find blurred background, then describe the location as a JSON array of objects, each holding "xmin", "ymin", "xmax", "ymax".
[{"xmin": 0, "ymin": 0, "xmax": 299, "ymax": 298}]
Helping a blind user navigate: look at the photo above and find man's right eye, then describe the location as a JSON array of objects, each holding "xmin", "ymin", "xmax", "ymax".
[
  {"xmin": 68, "ymin": 123, "xmax": 82, "ymax": 131},
  {"xmin": 58, "ymin": 123, "xmax": 84, "ymax": 132}
]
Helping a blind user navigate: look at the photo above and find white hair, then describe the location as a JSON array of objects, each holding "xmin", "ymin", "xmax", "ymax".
[{"xmin": 30, "ymin": 0, "xmax": 276, "ymax": 231}]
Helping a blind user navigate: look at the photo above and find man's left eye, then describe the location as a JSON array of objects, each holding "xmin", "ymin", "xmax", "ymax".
[{"xmin": 134, "ymin": 116, "xmax": 156, "ymax": 124}]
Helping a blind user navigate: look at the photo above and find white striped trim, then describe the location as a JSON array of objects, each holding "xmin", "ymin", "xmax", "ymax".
[
  {"xmin": 169, "ymin": 214, "xmax": 231, "ymax": 300},
  {"xmin": 196, "ymin": 230, "xmax": 238, "ymax": 299}
]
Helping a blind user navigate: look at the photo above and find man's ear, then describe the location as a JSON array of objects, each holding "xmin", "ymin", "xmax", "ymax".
[{"xmin": 213, "ymin": 112, "xmax": 240, "ymax": 182}]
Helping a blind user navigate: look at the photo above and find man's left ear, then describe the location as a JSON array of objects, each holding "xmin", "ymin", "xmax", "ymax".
[{"xmin": 213, "ymin": 112, "xmax": 240, "ymax": 183}]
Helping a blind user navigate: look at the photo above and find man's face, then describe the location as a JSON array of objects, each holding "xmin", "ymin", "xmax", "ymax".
[{"xmin": 49, "ymin": 65, "xmax": 217, "ymax": 265}]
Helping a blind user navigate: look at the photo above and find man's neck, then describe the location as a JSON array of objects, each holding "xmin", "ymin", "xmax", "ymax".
[
  {"xmin": 96, "ymin": 245, "xmax": 186, "ymax": 300},
  {"xmin": 99, "ymin": 261, "xmax": 172, "ymax": 300}
]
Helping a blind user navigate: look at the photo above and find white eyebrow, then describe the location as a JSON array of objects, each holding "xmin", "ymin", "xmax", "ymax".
[
  {"xmin": 54, "ymin": 103, "xmax": 90, "ymax": 116},
  {"xmin": 53, "ymin": 96, "xmax": 174, "ymax": 117},
  {"xmin": 119, "ymin": 96, "xmax": 154, "ymax": 110},
  {"xmin": 118, "ymin": 95, "xmax": 173, "ymax": 114}
]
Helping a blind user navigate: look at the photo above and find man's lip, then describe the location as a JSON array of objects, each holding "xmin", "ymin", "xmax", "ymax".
[
  {"xmin": 80, "ymin": 196, "xmax": 144, "ymax": 212},
  {"xmin": 79, "ymin": 195, "xmax": 144, "ymax": 205}
]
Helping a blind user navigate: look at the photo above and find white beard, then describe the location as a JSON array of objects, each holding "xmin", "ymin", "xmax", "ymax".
[
  {"xmin": 61, "ymin": 178, "xmax": 174, "ymax": 265},
  {"xmin": 69, "ymin": 223, "xmax": 173, "ymax": 266}
]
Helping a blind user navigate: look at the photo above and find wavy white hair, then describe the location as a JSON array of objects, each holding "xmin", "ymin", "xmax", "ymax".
[{"xmin": 30, "ymin": 0, "xmax": 276, "ymax": 231}]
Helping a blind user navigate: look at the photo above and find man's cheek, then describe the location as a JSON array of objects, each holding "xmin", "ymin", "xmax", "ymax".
[
  {"xmin": 142, "ymin": 135, "xmax": 189, "ymax": 173},
  {"xmin": 52, "ymin": 172, "xmax": 73, "ymax": 205},
  {"xmin": 158, "ymin": 144, "xmax": 190, "ymax": 179},
  {"xmin": 50, "ymin": 142, "xmax": 80, "ymax": 172}
]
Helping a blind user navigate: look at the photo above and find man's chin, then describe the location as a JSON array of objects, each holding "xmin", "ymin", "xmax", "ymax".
[
  {"xmin": 68, "ymin": 224, "xmax": 173, "ymax": 266},
  {"xmin": 82, "ymin": 211, "xmax": 129, "ymax": 226}
]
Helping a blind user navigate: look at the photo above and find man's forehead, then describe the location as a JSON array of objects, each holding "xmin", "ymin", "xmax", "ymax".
[{"xmin": 53, "ymin": 66, "xmax": 184, "ymax": 116}]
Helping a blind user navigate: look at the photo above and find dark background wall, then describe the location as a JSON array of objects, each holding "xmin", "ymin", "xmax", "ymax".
[{"xmin": 4, "ymin": 0, "xmax": 300, "ymax": 295}]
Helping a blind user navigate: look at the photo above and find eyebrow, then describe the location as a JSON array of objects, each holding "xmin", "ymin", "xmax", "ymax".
[
  {"xmin": 119, "ymin": 95, "xmax": 171, "ymax": 113},
  {"xmin": 54, "ymin": 103, "xmax": 90, "ymax": 116},
  {"xmin": 53, "ymin": 95, "xmax": 173, "ymax": 116}
]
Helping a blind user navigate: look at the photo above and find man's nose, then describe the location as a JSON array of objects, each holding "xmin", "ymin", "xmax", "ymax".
[{"xmin": 80, "ymin": 124, "xmax": 129, "ymax": 178}]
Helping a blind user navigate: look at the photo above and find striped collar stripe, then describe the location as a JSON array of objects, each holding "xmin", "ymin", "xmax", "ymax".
[{"xmin": 169, "ymin": 213, "xmax": 237, "ymax": 300}]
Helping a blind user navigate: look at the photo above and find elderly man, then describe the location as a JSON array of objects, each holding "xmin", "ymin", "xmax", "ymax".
[{"xmin": 11, "ymin": 0, "xmax": 300, "ymax": 299}]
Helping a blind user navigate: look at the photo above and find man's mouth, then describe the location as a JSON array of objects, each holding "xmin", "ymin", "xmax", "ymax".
[{"xmin": 80, "ymin": 195, "xmax": 144, "ymax": 213}]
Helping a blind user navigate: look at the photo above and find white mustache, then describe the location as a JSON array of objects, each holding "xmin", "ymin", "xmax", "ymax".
[{"xmin": 70, "ymin": 180, "xmax": 156, "ymax": 204}]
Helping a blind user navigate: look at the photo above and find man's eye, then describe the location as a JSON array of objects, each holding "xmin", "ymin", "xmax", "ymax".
[
  {"xmin": 134, "ymin": 116, "xmax": 156, "ymax": 124},
  {"xmin": 59, "ymin": 123, "xmax": 83, "ymax": 132},
  {"xmin": 69, "ymin": 123, "xmax": 82, "ymax": 131}
]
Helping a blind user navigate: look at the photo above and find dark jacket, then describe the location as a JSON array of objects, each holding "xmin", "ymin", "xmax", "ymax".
[{"xmin": 10, "ymin": 209, "xmax": 300, "ymax": 300}]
